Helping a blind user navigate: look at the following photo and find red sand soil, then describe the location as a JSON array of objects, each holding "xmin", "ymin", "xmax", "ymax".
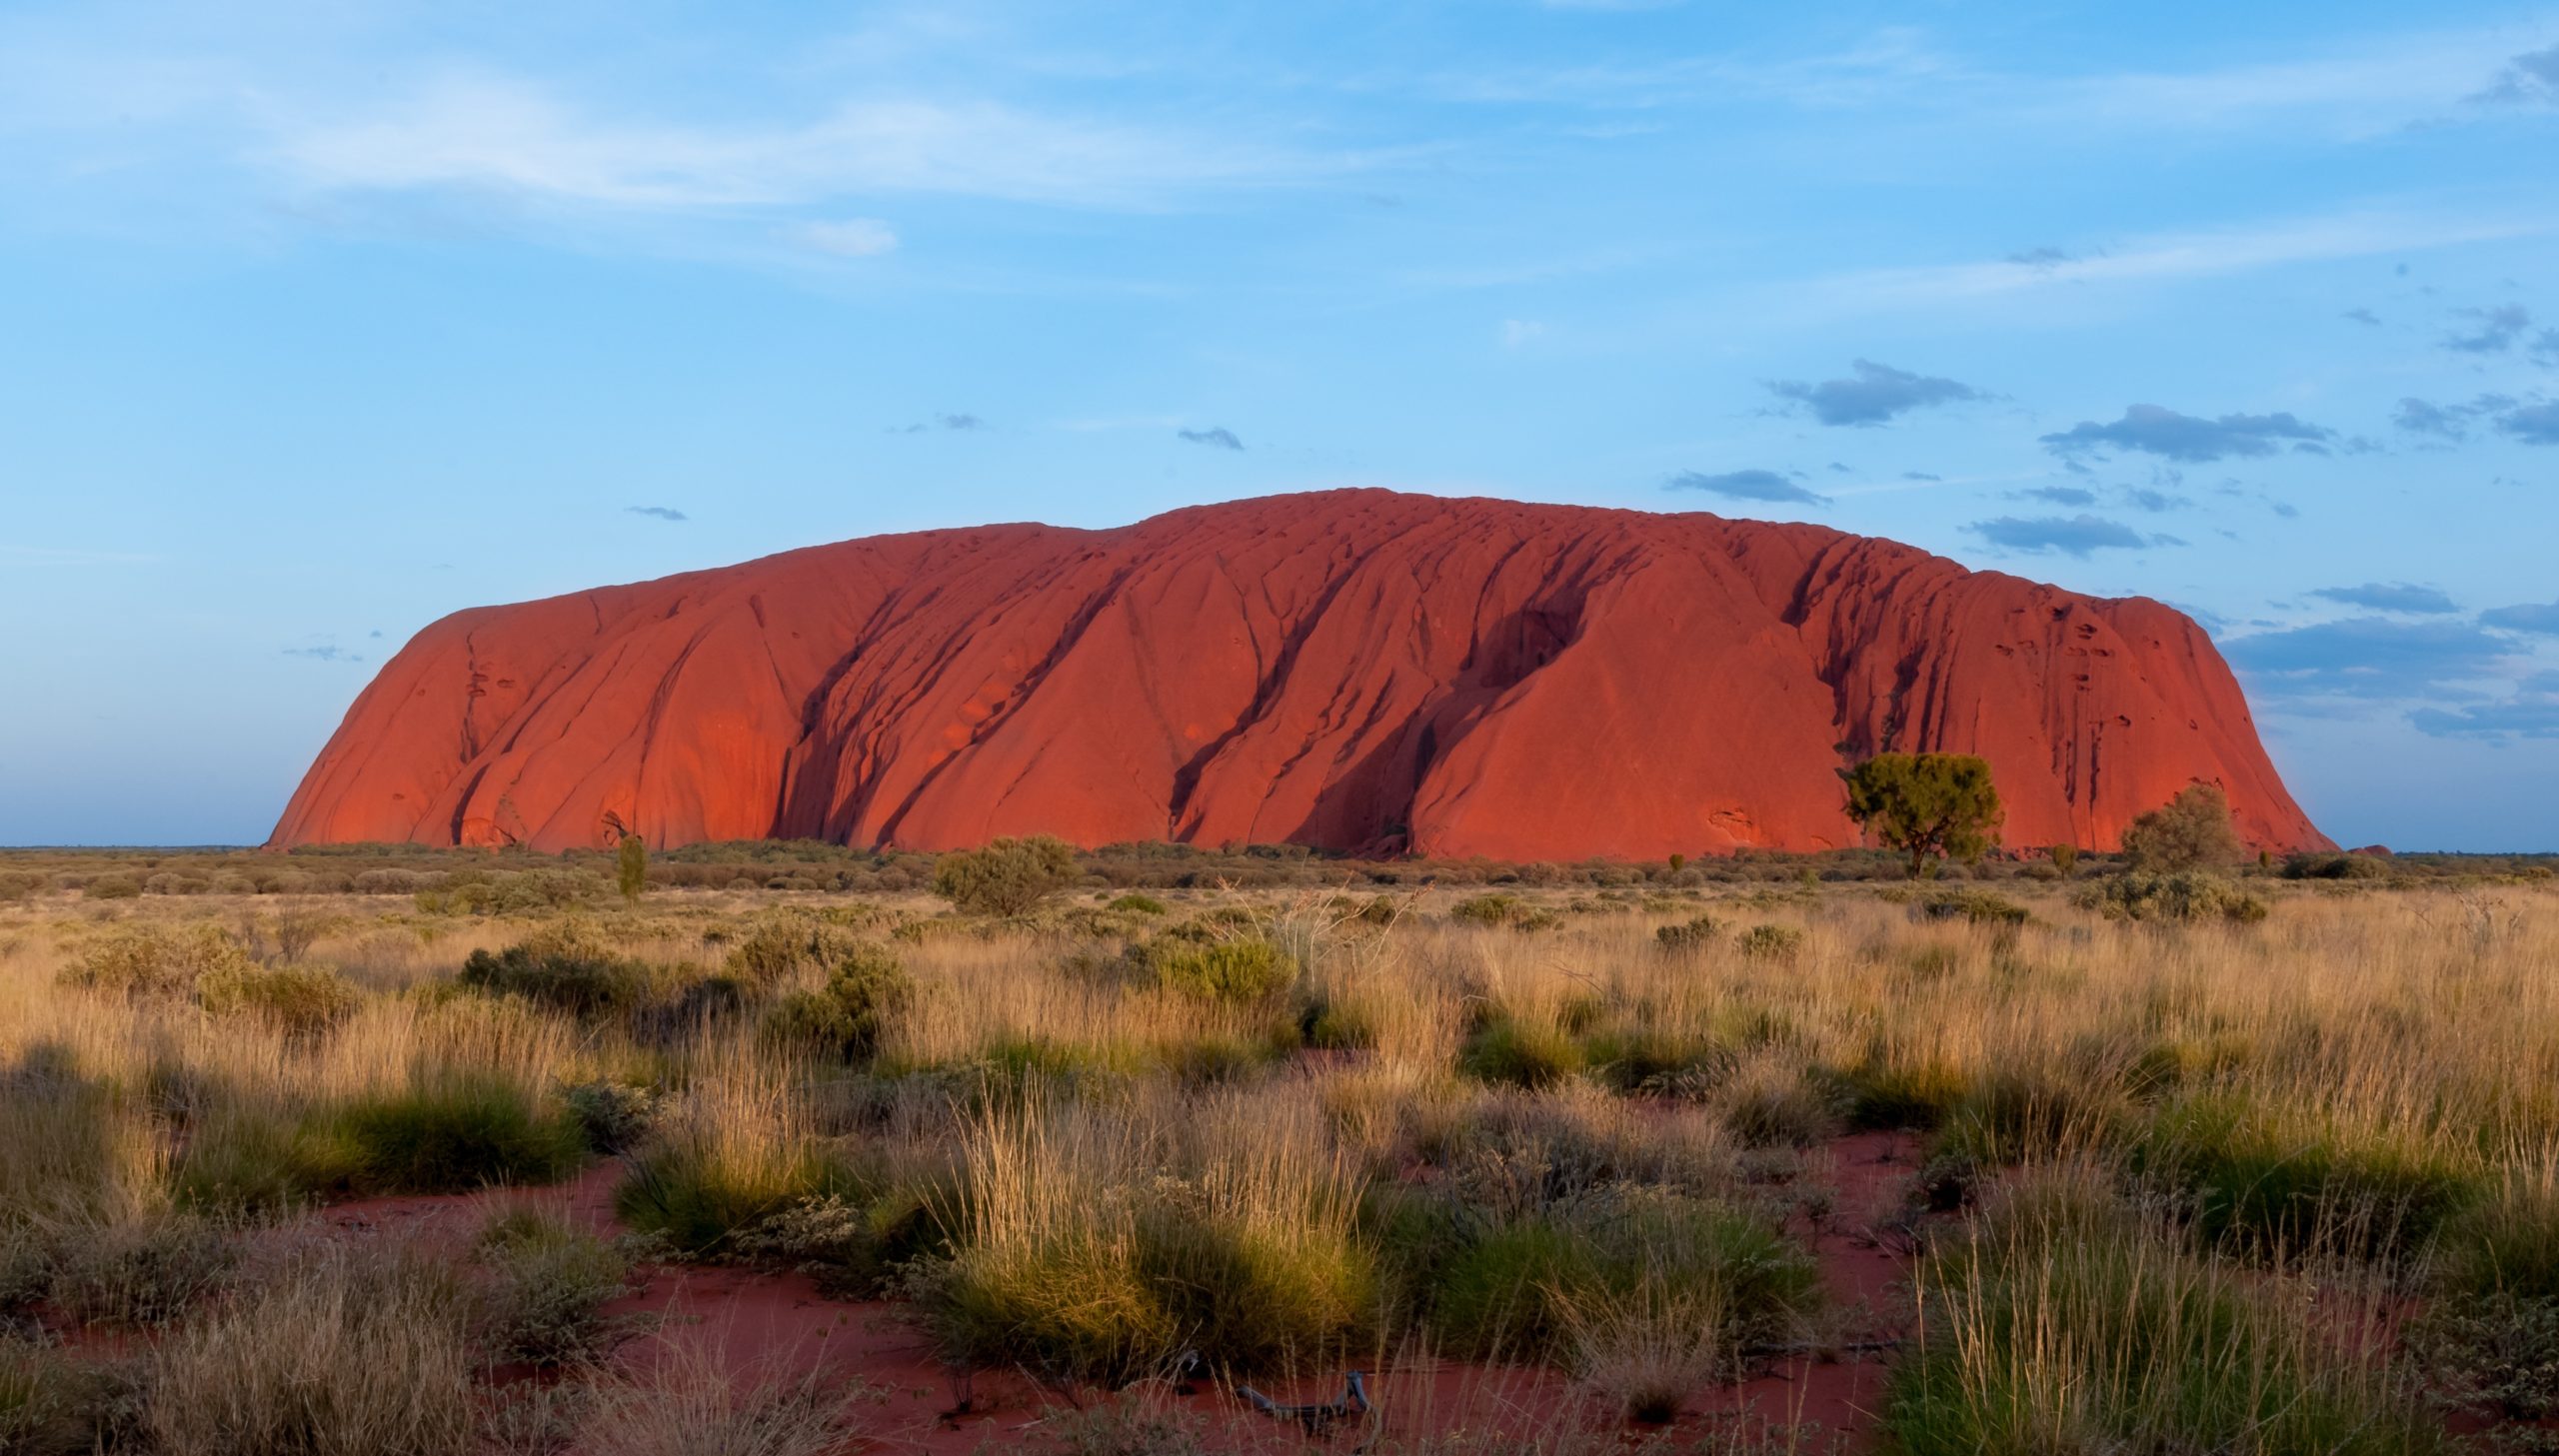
[
  {"xmin": 268, "ymin": 489, "xmax": 2325, "ymax": 860},
  {"xmin": 298, "ymin": 1133, "xmax": 1927, "ymax": 1452}
]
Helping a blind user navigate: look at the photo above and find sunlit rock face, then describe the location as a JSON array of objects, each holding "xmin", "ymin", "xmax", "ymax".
[{"xmin": 271, "ymin": 489, "xmax": 2326, "ymax": 859}]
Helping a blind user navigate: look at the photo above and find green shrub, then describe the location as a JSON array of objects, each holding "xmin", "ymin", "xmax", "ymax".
[
  {"xmin": 761, "ymin": 945, "xmax": 913, "ymax": 1061},
  {"xmin": 1916, "ymin": 889, "xmax": 2029, "ymax": 926},
  {"xmin": 2077, "ymin": 870, "xmax": 2268, "ymax": 924},
  {"xmin": 457, "ymin": 924, "xmax": 650, "ymax": 1015},
  {"xmin": 328, "ymin": 1074, "xmax": 587, "ymax": 1195},
  {"xmin": 476, "ymin": 1204, "xmax": 638, "ymax": 1367},
  {"xmin": 2281, "ymin": 850, "xmax": 2390, "ymax": 881},
  {"xmin": 197, "ymin": 962, "xmax": 362, "ymax": 1035},
  {"xmin": 1458, "ymin": 1017, "xmax": 1585, "ymax": 1089},
  {"xmin": 1107, "ymin": 893, "xmax": 1170, "ymax": 916},
  {"xmin": 1449, "ymin": 894, "xmax": 1559, "ymax": 931},
  {"xmin": 722, "ymin": 910, "xmax": 866, "ymax": 984},
  {"xmin": 1143, "ymin": 937, "xmax": 1295, "ymax": 1002},
  {"xmin": 932, "ymin": 836, "xmax": 1081, "ymax": 916},
  {"xmin": 1653, "ymin": 913, "xmax": 1718, "ymax": 950},
  {"xmin": 615, "ymin": 1142, "xmax": 859, "ymax": 1258},
  {"xmin": 561, "ymin": 1078, "xmax": 661, "ymax": 1155},
  {"xmin": 1735, "ymin": 924, "xmax": 1805, "ymax": 961},
  {"xmin": 61, "ymin": 923, "xmax": 252, "ymax": 996},
  {"xmin": 83, "ymin": 873, "xmax": 142, "ymax": 900}
]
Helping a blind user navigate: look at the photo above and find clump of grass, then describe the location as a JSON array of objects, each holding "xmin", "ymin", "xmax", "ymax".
[
  {"xmin": 1107, "ymin": 893, "xmax": 1171, "ymax": 917},
  {"xmin": 1654, "ymin": 913, "xmax": 1719, "ymax": 951},
  {"xmin": 2130, "ymin": 1093, "xmax": 2478, "ymax": 1261},
  {"xmin": 1428, "ymin": 1185, "xmax": 1816, "ymax": 1364},
  {"xmin": 564, "ymin": 1076, "xmax": 663, "ymax": 1154},
  {"xmin": 142, "ymin": 1239, "xmax": 481, "ymax": 1456},
  {"xmin": 60, "ymin": 922, "xmax": 251, "ymax": 996},
  {"xmin": 922, "ymin": 1093, "xmax": 1374, "ymax": 1381},
  {"xmin": 0, "ymin": 1336, "xmax": 140, "ymax": 1456},
  {"xmin": 43, "ymin": 1209, "xmax": 237, "ymax": 1327},
  {"xmin": 2406, "ymin": 1153, "xmax": 2559, "ymax": 1421},
  {"xmin": 1042, "ymin": 1394, "xmax": 1209, "ymax": 1456},
  {"xmin": 616, "ymin": 1067, "xmax": 857, "ymax": 1256},
  {"xmin": 328, "ymin": 1070, "xmax": 588, "ymax": 1195},
  {"xmin": 1459, "ymin": 1016, "xmax": 1584, "ymax": 1089},
  {"xmin": 1883, "ymin": 1166, "xmax": 2444, "ymax": 1455},
  {"xmin": 581, "ymin": 1342, "xmax": 858, "ymax": 1456},
  {"xmin": 2077, "ymin": 871, "xmax": 2267, "ymax": 924}
]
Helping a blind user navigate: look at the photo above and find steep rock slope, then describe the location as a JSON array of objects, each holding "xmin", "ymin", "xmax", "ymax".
[{"xmin": 270, "ymin": 490, "xmax": 2325, "ymax": 858}]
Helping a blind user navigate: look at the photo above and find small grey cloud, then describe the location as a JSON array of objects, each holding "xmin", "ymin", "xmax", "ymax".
[
  {"xmin": 2015, "ymin": 485, "xmax": 2098, "ymax": 507},
  {"xmin": 2501, "ymin": 401, "xmax": 2559, "ymax": 445},
  {"xmin": 1828, "ymin": 462, "xmax": 1853, "ymax": 473},
  {"xmin": 1176, "ymin": 427, "xmax": 1244, "ymax": 451},
  {"xmin": 2340, "ymin": 307, "xmax": 2381, "ymax": 326},
  {"xmin": 2482, "ymin": 601, "xmax": 2559, "ymax": 635},
  {"xmin": 369, "ymin": 630, "xmax": 383, "ymax": 639},
  {"xmin": 2040, "ymin": 404, "xmax": 2333, "ymax": 463},
  {"xmin": 1765, "ymin": 359, "xmax": 1986, "ymax": 427},
  {"xmin": 625, "ymin": 506, "xmax": 688, "ymax": 523},
  {"xmin": 2532, "ymin": 329, "xmax": 2559, "ymax": 365},
  {"xmin": 2444, "ymin": 303, "xmax": 2532, "ymax": 354},
  {"xmin": 2271, "ymin": 501, "xmax": 2302, "ymax": 519},
  {"xmin": 1666, "ymin": 469, "xmax": 1827, "ymax": 505},
  {"xmin": 894, "ymin": 413, "xmax": 987, "ymax": 434},
  {"xmin": 2225, "ymin": 617, "xmax": 2511, "ymax": 702},
  {"xmin": 2470, "ymin": 42, "xmax": 2559, "ymax": 105},
  {"xmin": 2309, "ymin": 583, "xmax": 2459, "ymax": 615},
  {"xmin": 1964, "ymin": 514, "xmax": 2170, "ymax": 558},
  {"xmin": 2005, "ymin": 245, "xmax": 2096, "ymax": 271},
  {"xmin": 1901, "ymin": 471, "xmax": 1940, "ymax": 482},
  {"xmin": 2396, "ymin": 397, "xmax": 2472, "ymax": 439},
  {"xmin": 2117, "ymin": 487, "xmax": 2191, "ymax": 514},
  {"xmin": 283, "ymin": 646, "xmax": 362, "ymax": 664},
  {"xmin": 2412, "ymin": 673, "xmax": 2559, "ymax": 739}
]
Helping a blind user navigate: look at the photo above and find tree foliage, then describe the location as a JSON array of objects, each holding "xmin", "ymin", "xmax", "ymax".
[
  {"xmin": 2120, "ymin": 783, "xmax": 2243, "ymax": 873},
  {"xmin": 615, "ymin": 834, "xmax": 648, "ymax": 903},
  {"xmin": 1841, "ymin": 753, "xmax": 2004, "ymax": 877},
  {"xmin": 931, "ymin": 835, "xmax": 1082, "ymax": 916}
]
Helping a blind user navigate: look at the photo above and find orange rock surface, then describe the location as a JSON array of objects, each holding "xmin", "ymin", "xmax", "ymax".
[{"xmin": 269, "ymin": 490, "xmax": 2326, "ymax": 858}]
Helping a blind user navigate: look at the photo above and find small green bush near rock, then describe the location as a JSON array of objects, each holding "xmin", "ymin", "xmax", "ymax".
[
  {"xmin": 1735, "ymin": 924, "xmax": 1805, "ymax": 961},
  {"xmin": 933, "ymin": 836, "xmax": 1081, "ymax": 916},
  {"xmin": 458, "ymin": 923, "xmax": 651, "ymax": 1016},
  {"xmin": 762, "ymin": 945, "xmax": 914, "ymax": 1062},
  {"xmin": 1140, "ymin": 937, "xmax": 1295, "ymax": 1002},
  {"xmin": 1654, "ymin": 913, "xmax": 1718, "ymax": 950},
  {"xmin": 197, "ymin": 962, "xmax": 362, "ymax": 1036},
  {"xmin": 2077, "ymin": 871, "xmax": 2267, "ymax": 924}
]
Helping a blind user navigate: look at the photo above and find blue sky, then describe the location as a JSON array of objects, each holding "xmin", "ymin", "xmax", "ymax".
[{"xmin": 2, "ymin": 1, "xmax": 2556, "ymax": 849}]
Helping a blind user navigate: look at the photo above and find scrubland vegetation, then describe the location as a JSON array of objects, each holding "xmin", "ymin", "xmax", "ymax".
[{"xmin": 0, "ymin": 838, "xmax": 2553, "ymax": 1453}]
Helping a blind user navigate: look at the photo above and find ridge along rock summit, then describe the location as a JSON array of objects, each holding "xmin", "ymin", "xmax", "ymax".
[{"xmin": 271, "ymin": 489, "xmax": 2327, "ymax": 859}]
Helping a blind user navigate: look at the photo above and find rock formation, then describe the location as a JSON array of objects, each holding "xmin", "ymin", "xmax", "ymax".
[{"xmin": 270, "ymin": 490, "xmax": 2326, "ymax": 859}]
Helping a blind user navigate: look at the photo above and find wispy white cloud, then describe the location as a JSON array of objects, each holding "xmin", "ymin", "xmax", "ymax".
[
  {"xmin": 267, "ymin": 71, "xmax": 1369, "ymax": 213},
  {"xmin": 1819, "ymin": 209, "xmax": 2550, "ymax": 310},
  {"xmin": 793, "ymin": 217, "xmax": 899, "ymax": 256}
]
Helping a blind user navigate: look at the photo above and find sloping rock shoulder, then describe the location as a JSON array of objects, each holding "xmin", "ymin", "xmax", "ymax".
[{"xmin": 270, "ymin": 490, "xmax": 2326, "ymax": 858}]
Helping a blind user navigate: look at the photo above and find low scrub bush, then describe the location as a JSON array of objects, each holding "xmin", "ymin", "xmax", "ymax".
[
  {"xmin": 61, "ymin": 922, "xmax": 251, "ymax": 996},
  {"xmin": 762, "ymin": 945, "xmax": 913, "ymax": 1061},
  {"xmin": 933, "ymin": 836, "xmax": 1081, "ymax": 916},
  {"xmin": 44, "ymin": 1211, "xmax": 237, "ymax": 1327},
  {"xmin": 2282, "ymin": 850, "xmax": 2391, "ymax": 881},
  {"xmin": 1449, "ymin": 893, "xmax": 1559, "ymax": 931},
  {"xmin": 197, "ymin": 961, "xmax": 361, "ymax": 1035},
  {"xmin": 616, "ymin": 1076, "xmax": 859, "ymax": 1257},
  {"xmin": 1654, "ymin": 913, "xmax": 1718, "ymax": 951},
  {"xmin": 1140, "ymin": 936, "xmax": 1295, "ymax": 1003},
  {"xmin": 1916, "ymin": 889, "xmax": 2029, "ymax": 926},
  {"xmin": 1735, "ymin": 924, "xmax": 1805, "ymax": 961},
  {"xmin": 476, "ymin": 1202, "xmax": 640, "ymax": 1367},
  {"xmin": 563, "ymin": 1077, "xmax": 662, "ymax": 1155},
  {"xmin": 0, "ymin": 1336, "xmax": 139, "ymax": 1456},
  {"xmin": 2077, "ymin": 871, "xmax": 2267, "ymax": 924},
  {"xmin": 458, "ymin": 923, "xmax": 652, "ymax": 1016},
  {"xmin": 1107, "ymin": 893, "xmax": 1170, "ymax": 916}
]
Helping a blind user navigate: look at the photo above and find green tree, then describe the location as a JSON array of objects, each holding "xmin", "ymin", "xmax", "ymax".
[
  {"xmin": 2119, "ymin": 783, "xmax": 2243, "ymax": 872},
  {"xmin": 615, "ymin": 833, "xmax": 648, "ymax": 903},
  {"xmin": 2049, "ymin": 843, "xmax": 2079, "ymax": 877},
  {"xmin": 932, "ymin": 835, "xmax": 1082, "ymax": 916},
  {"xmin": 1841, "ymin": 752, "xmax": 2004, "ymax": 878}
]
